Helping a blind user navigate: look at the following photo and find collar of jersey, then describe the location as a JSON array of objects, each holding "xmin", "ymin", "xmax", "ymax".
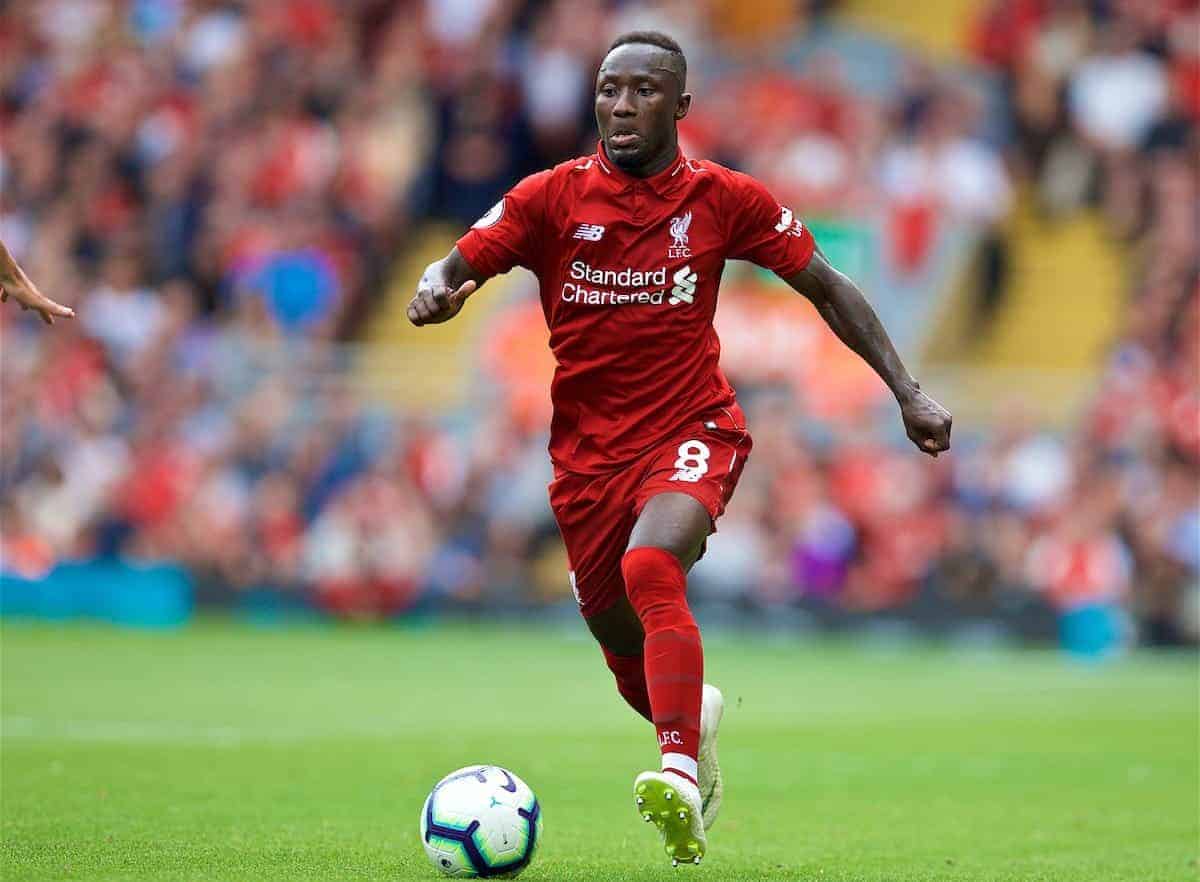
[{"xmin": 595, "ymin": 141, "xmax": 689, "ymax": 194}]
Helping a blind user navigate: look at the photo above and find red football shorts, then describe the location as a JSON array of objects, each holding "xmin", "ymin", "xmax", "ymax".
[{"xmin": 548, "ymin": 402, "xmax": 753, "ymax": 619}]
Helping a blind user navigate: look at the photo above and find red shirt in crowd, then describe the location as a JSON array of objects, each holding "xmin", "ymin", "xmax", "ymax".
[{"xmin": 456, "ymin": 144, "xmax": 815, "ymax": 475}]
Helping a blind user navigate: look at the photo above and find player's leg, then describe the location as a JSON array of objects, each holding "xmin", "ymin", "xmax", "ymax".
[
  {"xmin": 583, "ymin": 595, "xmax": 651, "ymax": 721},
  {"xmin": 625, "ymin": 491, "xmax": 710, "ymax": 784},
  {"xmin": 627, "ymin": 412, "xmax": 751, "ymax": 858},
  {"xmin": 623, "ymin": 491, "xmax": 712, "ymax": 865},
  {"xmin": 547, "ymin": 469, "xmax": 652, "ymax": 720}
]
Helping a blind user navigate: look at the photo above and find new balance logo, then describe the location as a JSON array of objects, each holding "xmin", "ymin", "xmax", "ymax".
[
  {"xmin": 572, "ymin": 224, "xmax": 605, "ymax": 241},
  {"xmin": 669, "ymin": 265, "xmax": 698, "ymax": 305}
]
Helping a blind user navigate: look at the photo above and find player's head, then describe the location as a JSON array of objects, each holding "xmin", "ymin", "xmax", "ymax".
[{"xmin": 595, "ymin": 31, "xmax": 691, "ymax": 176}]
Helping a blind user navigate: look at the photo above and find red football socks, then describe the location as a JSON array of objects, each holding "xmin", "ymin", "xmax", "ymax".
[
  {"xmin": 601, "ymin": 646, "xmax": 653, "ymax": 722},
  {"xmin": 622, "ymin": 546, "xmax": 702, "ymax": 784}
]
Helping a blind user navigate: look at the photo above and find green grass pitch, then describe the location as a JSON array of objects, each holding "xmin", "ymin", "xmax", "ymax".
[{"xmin": 2, "ymin": 619, "xmax": 1196, "ymax": 881}]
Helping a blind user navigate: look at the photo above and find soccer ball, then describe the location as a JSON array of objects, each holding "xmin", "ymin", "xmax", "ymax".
[{"xmin": 420, "ymin": 765, "xmax": 542, "ymax": 878}]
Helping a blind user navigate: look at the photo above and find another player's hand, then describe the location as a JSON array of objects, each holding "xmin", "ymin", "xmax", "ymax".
[
  {"xmin": 1, "ymin": 277, "xmax": 75, "ymax": 325},
  {"xmin": 407, "ymin": 279, "xmax": 477, "ymax": 326},
  {"xmin": 899, "ymin": 388, "xmax": 952, "ymax": 457}
]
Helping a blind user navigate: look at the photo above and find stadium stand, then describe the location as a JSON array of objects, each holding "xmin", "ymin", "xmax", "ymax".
[{"xmin": 1, "ymin": 0, "xmax": 1195, "ymax": 647}]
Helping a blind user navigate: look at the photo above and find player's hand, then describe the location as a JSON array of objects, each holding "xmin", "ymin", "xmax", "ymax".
[
  {"xmin": 407, "ymin": 279, "xmax": 477, "ymax": 326},
  {"xmin": 899, "ymin": 388, "xmax": 952, "ymax": 457},
  {"xmin": 1, "ymin": 277, "xmax": 75, "ymax": 325}
]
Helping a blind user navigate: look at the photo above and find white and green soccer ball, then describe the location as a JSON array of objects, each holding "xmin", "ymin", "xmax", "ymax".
[{"xmin": 420, "ymin": 765, "xmax": 542, "ymax": 878}]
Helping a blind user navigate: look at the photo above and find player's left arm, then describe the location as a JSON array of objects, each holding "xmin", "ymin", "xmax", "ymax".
[
  {"xmin": 783, "ymin": 246, "xmax": 952, "ymax": 456},
  {"xmin": 0, "ymin": 237, "xmax": 75, "ymax": 325}
]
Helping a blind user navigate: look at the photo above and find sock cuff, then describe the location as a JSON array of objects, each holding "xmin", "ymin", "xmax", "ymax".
[
  {"xmin": 621, "ymin": 546, "xmax": 685, "ymax": 581},
  {"xmin": 662, "ymin": 752, "xmax": 699, "ymax": 783}
]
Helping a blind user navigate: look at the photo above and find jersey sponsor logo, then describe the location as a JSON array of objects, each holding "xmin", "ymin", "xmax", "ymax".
[
  {"xmin": 774, "ymin": 206, "xmax": 805, "ymax": 238},
  {"xmin": 570, "ymin": 261, "xmax": 665, "ymax": 288},
  {"xmin": 562, "ymin": 260, "xmax": 666, "ymax": 306},
  {"xmin": 561, "ymin": 261, "xmax": 699, "ymax": 308},
  {"xmin": 472, "ymin": 199, "xmax": 504, "ymax": 229},
  {"xmin": 668, "ymin": 210, "xmax": 692, "ymax": 258},
  {"xmin": 668, "ymin": 265, "xmax": 698, "ymax": 305},
  {"xmin": 572, "ymin": 223, "xmax": 606, "ymax": 241}
]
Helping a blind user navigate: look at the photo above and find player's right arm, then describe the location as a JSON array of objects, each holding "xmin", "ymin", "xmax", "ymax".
[
  {"xmin": 407, "ymin": 247, "xmax": 488, "ymax": 326},
  {"xmin": 408, "ymin": 170, "xmax": 552, "ymax": 328}
]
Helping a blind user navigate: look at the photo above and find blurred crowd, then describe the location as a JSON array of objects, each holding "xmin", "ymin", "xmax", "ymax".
[
  {"xmin": 964, "ymin": 0, "xmax": 1200, "ymax": 643},
  {"xmin": 0, "ymin": 0, "xmax": 1196, "ymax": 643}
]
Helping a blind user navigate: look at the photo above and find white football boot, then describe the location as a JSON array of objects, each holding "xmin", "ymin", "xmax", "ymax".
[
  {"xmin": 698, "ymin": 683, "xmax": 725, "ymax": 830},
  {"xmin": 633, "ymin": 770, "xmax": 706, "ymax": 866}
]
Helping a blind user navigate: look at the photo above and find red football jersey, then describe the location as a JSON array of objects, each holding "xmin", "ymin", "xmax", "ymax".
[{"xmin": 456, "ymin": 144, "xmax": 815, "ymax": 475}]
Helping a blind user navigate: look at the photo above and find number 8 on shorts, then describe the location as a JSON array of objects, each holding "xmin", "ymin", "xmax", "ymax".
[{"xmin": 669, "ymin": 440, "xmax": 710, "ymax": 483}]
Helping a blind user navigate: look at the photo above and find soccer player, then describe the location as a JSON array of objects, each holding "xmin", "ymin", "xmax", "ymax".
[
  {"xmin": 0, "ymin": 238, "xmax": 74, "ymax": 324},
  {"xmin": 410, "ymin": 31, "xmax": 952, "ymax": 866}
]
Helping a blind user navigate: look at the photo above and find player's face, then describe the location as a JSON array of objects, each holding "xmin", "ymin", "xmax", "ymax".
[{"xmin": 595, "ymin": 44, "xmax": 691, "ymax": 175}]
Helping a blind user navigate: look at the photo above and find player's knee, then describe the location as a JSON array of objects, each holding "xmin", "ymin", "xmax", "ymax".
[
  {"xmin": 623, "ymin": 546, "xmax": 686, "ymax": 580},
  {"xmin": 622, "ymin": 546, "xmax": 687, "ymax": 617}
]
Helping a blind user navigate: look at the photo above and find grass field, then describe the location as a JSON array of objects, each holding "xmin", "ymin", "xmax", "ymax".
[{"xmin": 1, "ymin": 619, "xmax": 1196, "ymax": 882}]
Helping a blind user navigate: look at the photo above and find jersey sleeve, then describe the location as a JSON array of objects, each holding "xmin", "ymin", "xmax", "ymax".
[
  {"xmin": 723, "ymin": 171, "xmax": 815, "ymax": 277},
  {"xmin": 455, "ymin": 170, "xmax": 551, "ymax": 277}
]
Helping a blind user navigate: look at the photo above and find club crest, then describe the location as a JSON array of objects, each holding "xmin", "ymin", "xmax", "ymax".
[{"xmin": 668, "ymin": 211, "xmax": 692, "ymax": 258}]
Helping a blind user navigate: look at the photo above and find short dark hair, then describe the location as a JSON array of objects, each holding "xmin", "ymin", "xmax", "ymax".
[{"xmin": 607, "ymin": 30, "xmax": 687, "ymax": 90}]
